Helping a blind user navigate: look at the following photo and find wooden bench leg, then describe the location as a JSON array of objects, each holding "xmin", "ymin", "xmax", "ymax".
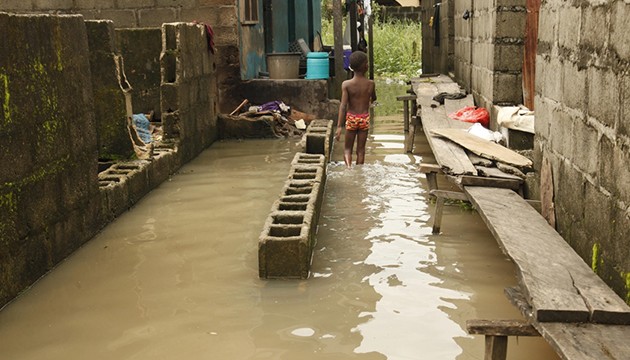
[
  {"xmin": 426, "ymin": 172, "xmax": 438, "ymax": 191},
  {"xmin": 485, "ymin": 336, "xmax": 508, "ymax": 360},
  {"xmin": 403, "ymin": 99, "xmax": 410, "ymax": 133},
  {"xmin": 432, "ymin": 195, "xmax": 445, "ymax": 234}
]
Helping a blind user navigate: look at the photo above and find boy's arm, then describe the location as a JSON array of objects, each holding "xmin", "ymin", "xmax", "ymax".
[
  {"xmin": 336, "ymin": 82, "xmax": 348, "ymax": 140},
  {"xmin": 370, "ymin": 80, "xmax": 377, "ymax": 102}
]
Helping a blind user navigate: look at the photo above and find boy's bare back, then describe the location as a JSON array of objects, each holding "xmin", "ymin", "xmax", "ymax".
[{"xmin": 343, "ymin": 75, "xmax": 375, "ymax": 115}]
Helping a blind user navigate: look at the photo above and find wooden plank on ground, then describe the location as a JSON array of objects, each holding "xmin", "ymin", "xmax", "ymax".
[
  {"xmin": 421, "ymin": 106, "xmax": 477, "ymax": 176},
  {"xmin": 466, "ymin": 186, "xmax": 630, "ymax": 325},
  {"xmin": 431, "ymin": 128, "xmax": 533, "ymax": 168}
]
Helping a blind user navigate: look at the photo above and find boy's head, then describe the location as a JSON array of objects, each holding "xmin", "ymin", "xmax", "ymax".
[{"xmin": 349, "ymin": 51, "xmax": 368, "ymax": 72}]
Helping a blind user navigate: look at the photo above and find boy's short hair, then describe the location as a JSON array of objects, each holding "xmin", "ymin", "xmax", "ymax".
[{"xmin": 349, "ymin": 51, "xmax": 368, "ymax": 71}]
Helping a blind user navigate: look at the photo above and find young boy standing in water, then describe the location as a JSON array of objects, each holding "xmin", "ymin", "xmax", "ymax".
[{"xmin": 335, "ymin": 51, "xmax": 377, "ymax": 168}]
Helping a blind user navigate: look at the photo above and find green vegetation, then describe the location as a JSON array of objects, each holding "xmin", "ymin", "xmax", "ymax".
[
  {"xmin": 592, "ymin": 242, "xmax": 600, "ymax": 273},
  {"xmin": 320, "ymin": 18, "xmax": 422, "ymax": 78}
]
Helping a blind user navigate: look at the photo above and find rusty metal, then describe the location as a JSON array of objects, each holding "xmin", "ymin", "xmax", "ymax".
[{"xmin": 523, "ymin": 0, "xmax": 541, "ymax": 110}]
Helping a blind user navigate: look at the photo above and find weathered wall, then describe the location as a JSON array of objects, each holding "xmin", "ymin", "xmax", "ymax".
[
  {"xmin": 421, "ymin": 0, "xmax": 453, "ymax": 75},
  {"xmin": 85, "ymin": 20, "xmax": 135, "ymax": 160},
  {"xmin": 115, "ymin": 28, "xmax": 163, "ymax": 119},
  {"xmin": 451, "ymin": 0, "xmax": 526, "ymax": 129},
  {"xmin": 0, "ymin": 14, "xmax": 219, "ymax": 308},
  {"xmin": 535, "ymin": 0, "xmax": 630, "ymax": 301},
  {"xmin": 381, "ymin": 6, "xmax": 422, "ymax": 22},
  {"xmin": 161, "ymin": 22, "xmax": 218, "ymax": 163},
  {"xmin": 0, "ymin": 0, "xmax": 239, "ymax": 113},
  {"xmin": 236, "ymin": 79, "xmax": 339, "ymax": 120},
  {"xmin": 0, "ymin": 13, "xmax": 100, "ymax": 307}
]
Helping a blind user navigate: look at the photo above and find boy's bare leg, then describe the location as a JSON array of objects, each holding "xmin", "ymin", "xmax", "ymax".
[
  {"xmin": 344, "ymin": 130, "xmax": 357, "ymax": 167},
  {"xmin": 355, "ymin": 129, "xmax": 368, "ymax": 165}
]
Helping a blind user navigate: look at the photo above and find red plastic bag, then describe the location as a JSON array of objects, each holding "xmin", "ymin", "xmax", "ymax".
[{"xmin": 448, "ymin": 106, "xmax": 490, "ymax": 128}]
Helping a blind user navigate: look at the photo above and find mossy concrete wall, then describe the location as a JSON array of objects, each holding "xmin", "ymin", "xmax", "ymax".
[
  {"xmin": 85, "ymin": 20, "xmax": 135, "ymax": 160},
  {"xmin": 115, "ymin": 27, "xmax": 163, "ymax": 120},
  {"xmin": 0, "ymin": 0, "xmax": 239, "ymax": 113},
  {"xmin": 0, "ymin": 12, "xmax": 100, "ymax": 307},
  {"xmin": 161, "ymin": 22, "xmax": 218, "ymax": 163},
  {"xmin": 0, "ymin": 14, "xmax": 220, "ymax": 309},
  {"xmin": 535, "ymin": 0, "xmax": 630, "ymax": 302},
  {"xmin": 421, "ymin": 0, "xmax": 453, "ymax": 75}
]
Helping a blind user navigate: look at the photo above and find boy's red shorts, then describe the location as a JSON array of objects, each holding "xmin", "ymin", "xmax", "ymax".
[{"xmin": 345, "ymin": 112, "xmax": 370, "ymax": 131}]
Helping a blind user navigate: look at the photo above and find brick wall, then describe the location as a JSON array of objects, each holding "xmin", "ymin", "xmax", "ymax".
[
  {"xmin": 535, "ymin": 0, "xmax": 630, "ymax": 301},
  {"xmin": 452, "ymin": 0, "xmax": 526, "ymax": 128},
  {"xmin": 0, "ymin": 0, "xmax": 238, "ymax": 113}
]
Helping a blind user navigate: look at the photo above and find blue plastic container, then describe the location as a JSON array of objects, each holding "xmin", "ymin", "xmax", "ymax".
[{"xmin": 305, "ymin": 52, "xmax": 330, "ymax": 79}]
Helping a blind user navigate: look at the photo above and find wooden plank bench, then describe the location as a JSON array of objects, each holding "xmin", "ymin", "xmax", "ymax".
[{"xmin": 463, "ymin": 186, "xmax": 630, "ymax": 360}]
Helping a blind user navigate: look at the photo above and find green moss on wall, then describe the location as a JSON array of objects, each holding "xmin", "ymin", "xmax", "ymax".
[
  {"xmin": 591, "ymin": 242, "xmax": 600, "ymax": 274},
  {"xmin": 0, "ymin": 71, "xmax": 11, "ymax": 128}
]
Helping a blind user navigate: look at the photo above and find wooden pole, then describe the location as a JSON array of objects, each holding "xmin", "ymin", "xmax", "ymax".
[
  {"xmin": 333, "ymin": 0, "xmax": 344, "ymax": 99},
  {"xmin": 368, "ymin": 13, "xmax": 374, "ymax": 80},
  {"xmin": 349, "ymin": 0, "xmax": 358, "ymax": 51}
]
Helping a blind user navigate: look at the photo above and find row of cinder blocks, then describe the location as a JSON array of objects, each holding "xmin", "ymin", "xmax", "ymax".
[
  {"xmin": 258, "ymin": 153, "xmax": 327, "ymax": 279},
  {"xmin": 305, "ymin": 119, "xmax": 334, "ymax": 162}
]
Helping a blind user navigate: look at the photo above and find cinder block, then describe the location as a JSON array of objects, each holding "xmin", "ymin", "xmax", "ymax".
[
  {"xmin": 537, "ymin": 4, "xmax": 557, "ymax": 45},
  {"xmin": 180, "ymin": 7, "xmax": 219, "ymax": 24},
  {"xmin": 493, "ymin": 72, "xmax": 522, "ymax": 104},
  {"xmin": 494, "ymin": 44, "xmax": 523, "ymax": 72},
  {"xmin": 549, "ymin": 108, "xmax": 573, "ymax": 157},
  {"xmin": 494, "ymin": 9, "xmax": 525, "ymax": 38},
  {"xmin": 611, "ymin": 2, "xmax": 630, "ymax": 60},
  {"xmin": 138, "ymin": 8, "xmax": 177, "ymax": 28},
  {"xmin": 561, "ymin": 62, "xmax": 587, "ymax": 111},
  {"xmin": 118, "ymin": 0, "xmax": 155, "ymax": 8},
  {"xmin": 291, "ymin": 153, "xmax": 325, "ymax": 167},
  {"xmin": 544, "ymin": 57, "xmax": 563, "ymax": 102},
  {"xmin": 156, "ymin": 0, "xmax": 196, "ymax": 8},
  {"xmin": 288, "ymin": 165, "xmax": 324, "ymax": 183},
  {"xmin": 580, "ymin": 5, "xmax": 608, "ymax": 52},
  {"xmin": 258, "ymin": 210, "xmax": 314, "ymax": 279},
  {"xmin": 583, "ymin": 181, "xmax": 613, "ymax": 247},
  {"xmin": 33, "ymin": 0, "xmax": 73, "ymax": 10},
  {"xmin": 1, "ymin": 0, "xmax": 33, "ymax": 10},
  {"xmin": 619, "ymin": 75, "xmax": 630, "ymax": 138},
  {"xmin": 99, "ymin": 9, "xmax": 137, "ymax": 27},
  {"xmin": 558, "ymin": 5, "xmax": 581, "ymax": 49},
  {"xmin": 571, "ymin": 117, "xmax": 598, "ymax": 176},
  {"xmin": 587, "ymin": 67, "xmax": 619, "ymax": 128}
]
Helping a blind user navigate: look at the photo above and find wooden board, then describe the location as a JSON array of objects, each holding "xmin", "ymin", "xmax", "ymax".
[
  {"xmin": 454, "ymin": 175, "xmax": 522, "ymax": 191},
  {"xmin": 421, "ymin": 106, "xmax": 477, "ymax": 176},
  {"xmin": 466, "ymin": 186, "xmax": 630, "ymax": 325},
  {"xmin": 466, "ymin": 319, "xmax": 539, "ymax": 337},
  {"xmin": 431, "ymin": 128, "xmax": 533, "ymax": 168},
  {"xmin": 506, "ymin": 287, "xmax": 630, "ymax": 360},
  {"xmin": 444, "ymin": 94, "xmax": 475, "ymax": 116},
  {"xmin": 475, "ymin": 166, "xmax": 523, "ymax": 181},
  {"xmin": 412, "ymin": 75, "xmax": 462, "ymax": 108}
]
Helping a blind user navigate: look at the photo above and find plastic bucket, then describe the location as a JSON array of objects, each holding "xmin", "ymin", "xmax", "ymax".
[
  {"xmin": 305, "ymin": 52, "xmax": 330, "ymax": 79},
  {"xmin": 266, "ymin": 53, "xmax": 301, "ymax": 79}
]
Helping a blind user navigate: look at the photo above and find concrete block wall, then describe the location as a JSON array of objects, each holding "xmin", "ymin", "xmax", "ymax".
[
  {"xmin": 115, "ymin": 28, "xmax": 163, "ymax": 119},
  {"xmin": 85, "ymin": 20, "xmax": 135, "ymax": 161},
  {"xmin": 0, "ymin": 0, "xmax": 239, "ymax": 113},
  {"xmin": 0, "ymin": 13, "xmax": 101, "ymax": 307},
  {"xmin": 535, "ymin": 0, "xmax": 630, "ymax": 301},
  {"xmin": 451, "ymin": 0, "xmax": 526, "ymax": 129},
  {"xmin": 381, "ymin": 6, "xmax": 422, "ymax": 22},
  {"xmin": 161, "ymin": 22, "xmax": 218, "ymax": 163},
  {"xmin": 259, "ymin": 153, "xmax": 326, "ymax": 279}
]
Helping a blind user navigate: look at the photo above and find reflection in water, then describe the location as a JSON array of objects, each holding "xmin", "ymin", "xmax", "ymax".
[{"xmin": 0, "ymin": 116, "xmax": 559, "ymax": 359}]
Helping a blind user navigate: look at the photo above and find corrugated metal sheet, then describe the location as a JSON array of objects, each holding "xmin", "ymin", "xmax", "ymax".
[{"xmin": 523, "ymin": 0, "xmax": 540, "ymax": 110}]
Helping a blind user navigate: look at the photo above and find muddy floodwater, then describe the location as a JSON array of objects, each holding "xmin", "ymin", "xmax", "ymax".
[{"xmin": 0, "ymin": 115, "xmax": 559, "ymax": 359}]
